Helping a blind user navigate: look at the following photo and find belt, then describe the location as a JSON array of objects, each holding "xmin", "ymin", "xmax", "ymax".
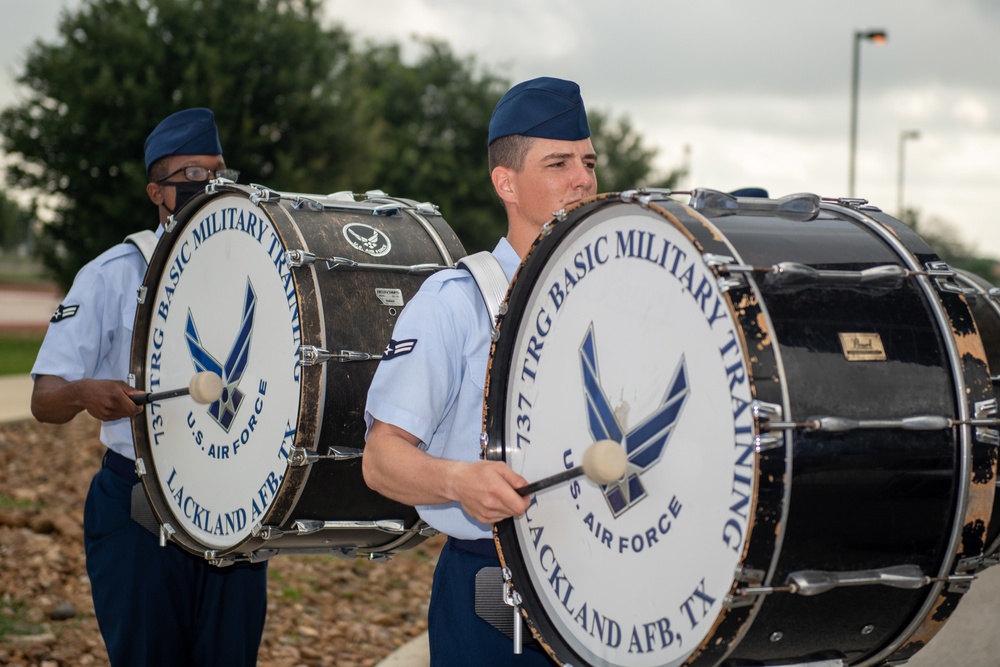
[
  {"xmin": 449, "ymin": 537, "xmax": 499, "ymax": 559},
  {"xmin": 102, "ymin": 449, "xmax": 139, "ymax": 484}
]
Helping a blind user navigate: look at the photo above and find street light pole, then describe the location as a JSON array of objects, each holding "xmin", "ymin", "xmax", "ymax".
[
  {"xmin": 897, "ymin": 130, "xmax": 920, "ymax": 219},
  {"xmin": 848, "ymin": 29, "xmax": 888, "ymax": 198}
]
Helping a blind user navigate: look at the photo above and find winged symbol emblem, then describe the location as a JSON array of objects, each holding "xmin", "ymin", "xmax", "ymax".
[
  {"xmin": 185, "ymin": 279, "xmax": 257, "ymax": 431},
  {"xmin": 580, "ymin": 324, "xmax": 689, "ymax": 517},
  {"xmin": 343, "ymin": 223, "xmax": 390, "ymax": 256}
]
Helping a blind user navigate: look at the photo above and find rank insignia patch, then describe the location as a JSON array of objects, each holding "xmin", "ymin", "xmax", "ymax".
[
  {"xmin": 382, "ymin": 338, "xmax": 417, "ymax": 360},
  {"xmin": 50, "ymin": 304, "xmax": 80, "ymax": 323}
]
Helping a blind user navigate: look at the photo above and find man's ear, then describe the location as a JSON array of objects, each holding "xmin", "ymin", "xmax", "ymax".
[
  {"xmin": 491, "ymin": 166, "xmax": 516, "ymax": 205},
  {"xmin": 146, "ymin": 182, "xmax": 163, "ymax": 206}
]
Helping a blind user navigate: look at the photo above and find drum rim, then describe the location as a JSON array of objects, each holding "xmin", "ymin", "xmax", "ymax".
[
  {"xmin": 484, "ymin": 193, "xmax": 771, "ymax": 666},
  {"xmin": 129, "ymin": 184, "xmax": 316, "ymax": 558}
]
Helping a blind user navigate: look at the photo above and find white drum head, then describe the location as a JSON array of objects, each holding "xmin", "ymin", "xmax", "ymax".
[
  {"xmin": 141, "ymin": 194, "xmax": 304, "ymax": 550},
  {"xmin": 496, "ymin": 202, "xmax": 756, "ymax": 666}
]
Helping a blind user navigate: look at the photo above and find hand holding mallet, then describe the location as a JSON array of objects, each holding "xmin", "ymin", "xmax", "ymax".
[{"xmin": 130, "ymin": 371, "xmax": 224, "ymax": 406}]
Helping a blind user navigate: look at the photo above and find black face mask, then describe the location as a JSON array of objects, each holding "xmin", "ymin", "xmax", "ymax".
[{"xmin": 164, "ymin": 181, "xmax": 208, "ymax": 215}]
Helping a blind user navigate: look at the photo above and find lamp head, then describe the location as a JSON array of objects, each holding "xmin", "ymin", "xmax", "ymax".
[{"xmin": 859, "ymin": 29, "xmax": 888, "ymax": 44}]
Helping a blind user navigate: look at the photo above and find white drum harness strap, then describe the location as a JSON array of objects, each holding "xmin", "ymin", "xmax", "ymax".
[{"xmin": 457, "ymin": 250, "xmax": 509, "ymax": 331}]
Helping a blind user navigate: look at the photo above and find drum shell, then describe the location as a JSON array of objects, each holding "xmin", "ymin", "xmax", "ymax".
[
  {"xmin": 131, "ymin": 185, "xmax": 466, "ymax": 559},
  {"xmin": 951, "ymin": 268, "xmax": 1000, "ymax": 561}
]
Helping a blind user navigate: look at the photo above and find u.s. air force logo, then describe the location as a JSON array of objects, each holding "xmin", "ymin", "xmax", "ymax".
[
  {"xmin": 581, "ymin": 325, "xmax": 689, "ymax": 517},
  {"xmin": 185, "ymin": 279, "xmax": 256, "ymax": 431},
  {"xmin": 343, "ymin": 223, "xmax": 391, "ymax": 257}
]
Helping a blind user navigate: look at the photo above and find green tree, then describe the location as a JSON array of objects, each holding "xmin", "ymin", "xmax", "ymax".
[
  {"xmin": 1, "ymin": 0, "xmax": 676, "ymax": 284},
  {"xmin": 588, "ymin": 111, "xmax": 684, "ymax": 193},
  {"xmin": 901, "ymin": 207, "xmax": 1000, "ymax": 284},
  {"xmin": 0, "ymin": 190, "xmax": 33, "ymax": 251},
  {"xmin": 337, "ymin": 38, "xmax": 509, "ymax": 252},
  {"xmin": 0, "ymin": 0, "xmax": 357, "ymax": 289}
]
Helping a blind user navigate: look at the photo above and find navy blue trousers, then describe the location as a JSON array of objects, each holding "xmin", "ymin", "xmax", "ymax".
[
  {"xmin": 83, "ymin": 455, "xmax": 268, "ymax": 666},
  {"xmin": 428, "ymin": 538, "xmax": 554, "ymax": 666}
]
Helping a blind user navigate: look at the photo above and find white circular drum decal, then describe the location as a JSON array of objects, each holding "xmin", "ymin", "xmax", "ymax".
[
  {"xmin": 504, "ymin": 207, "xmax": 754, "ymax": 666},
  {"xmin": 144, "ymin": 195, "xmax": 303, "ymax": 550},
  {"xmin": 343, "ymin": 222, "xmax": 391, "ymax": 257}
]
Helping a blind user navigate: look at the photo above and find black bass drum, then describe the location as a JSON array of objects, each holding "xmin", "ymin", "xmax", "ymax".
[
  {"xmin": 130, "ymin": 183, "xmax": 464, "ymax": 562},
  {"xmin": 483, "ymin": 190, "xmax": 996, "ymax": 666}
]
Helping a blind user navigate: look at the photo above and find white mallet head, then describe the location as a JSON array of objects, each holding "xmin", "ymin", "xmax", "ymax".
[
  {"xmin": 189, "ymin": 371, "xmax": 224, "ymax": 404},
  {"xmin": 582, "ymin": 439, "xmax": 628, "ymax": 485}
]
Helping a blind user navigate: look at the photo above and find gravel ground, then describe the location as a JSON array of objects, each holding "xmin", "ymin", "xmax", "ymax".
[{"xmin": 0, "ymin": 414, "xmax": 442, "ymax": 667}]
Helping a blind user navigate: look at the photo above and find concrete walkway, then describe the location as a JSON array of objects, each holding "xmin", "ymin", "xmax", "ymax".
[{"xmin": 0, "ymin": 374, "xmax": 34, "ymax": 424}]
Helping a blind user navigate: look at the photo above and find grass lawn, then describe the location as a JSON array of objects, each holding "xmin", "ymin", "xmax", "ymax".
[{"xmin": 0, "ymin": 331, "xmax": 43, "ymax": 376}]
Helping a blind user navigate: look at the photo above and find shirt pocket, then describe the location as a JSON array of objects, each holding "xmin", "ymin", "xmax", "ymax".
[{"xmin": 465, "ymin": 356, "xmax": 489, "ymax": 392}]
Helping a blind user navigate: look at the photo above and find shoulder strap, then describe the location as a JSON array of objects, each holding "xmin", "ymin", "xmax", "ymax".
[
  {"xmin": 457, "ymin": 251, "xmax": 510, "ymax": 328},
  {"xmin": 123, "ymin": 230, "xmax": 159, "ymax": 264}
]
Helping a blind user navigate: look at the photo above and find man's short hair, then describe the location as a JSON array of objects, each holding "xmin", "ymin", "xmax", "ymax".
[
  {"xmin": 488, "ymin": 134, "xmax": 534, "ymax": 174},
  {"xmin": 148, "ymin": 158, "xmax": 172, "ymax": 183}
]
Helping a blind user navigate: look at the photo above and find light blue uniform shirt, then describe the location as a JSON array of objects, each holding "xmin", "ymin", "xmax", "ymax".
[
  {"xmin": 365, "ymin": 238, "xmax": 520, "ymax": 540},
  {"xmin": 32, "ymin": 229, "xmax": 161, "ymax": 460}
]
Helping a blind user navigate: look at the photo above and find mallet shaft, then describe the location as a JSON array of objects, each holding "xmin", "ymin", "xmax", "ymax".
[
  {"xmin": 516, "ymin": 466, "xmax": 585, "ymax": 496},
  {"xmin": 131, "ymin": 387, "xmax": 191, "ymax": 405}
]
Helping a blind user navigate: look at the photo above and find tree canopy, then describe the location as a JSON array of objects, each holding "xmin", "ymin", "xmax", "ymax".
[{"xmin": 0, "ymin": 0, "xmax": 681, "ymax": 289}]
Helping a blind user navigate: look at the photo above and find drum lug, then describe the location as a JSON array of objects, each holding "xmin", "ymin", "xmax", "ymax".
[
  {"xmin": 974, "ymin": 398, "xmax": 999, "ymax": 446},
  {"xmin": 689, "ymin": 188, "xmax": 820, "ymax": 221},
  {"xmin": 136, "ymin": 285, "xmax": 148, "ymax": 304},
  {"xmin": 159, "ymin": 522, "xmax": 176, "ymax": 548},
  {"xmin": 287, "ymin": 445, "xmax": 364, "ymax": 467},
  {"xmin": 299, "ymin": 345, "xmax": 382, "ymax": 366},
  {"xmin": 754, "ymin": 434, "xmax": 782, "ymax": 452},
  {"xmin": 501, "ymin": 567, "xmax": 525, "ymax": 655},
  {"xmin": 925, "ymin": 260, "xmax": 978, "ymax": 296},
  {"xmin": 481, "ymin": 432, "xmax": 504, "ymax": 461},
  {"xmin": 752, "ymin": 402, "xmax": 785, "ymax": 451},
  {"xmin": 833, "ymin": 196, "xmax": 871, "ymax": 209},
  {"xmin": 286, "ymin": 249, "xmax": 316, "ymax": 267},
  {"xmin": 718, "ymin": 276, "xmax": 746, "ymax": 293},
  {"xmin": 736, "ymin": 564, "xmax": 955, "ymax": 600},
  {"xmin": 726, "ymin": 566, "xmax": 766, "ymax": 608},
  {"xmin": 950, "ymin": 556, "xmax": 982, "ymax": 592},
  {"xmin": 289, "ymin": 518, "xmax": 413, "ymax": 536},
  {"xmin": 248, "ymin": 184, "xmax": 281, "ymax": 204},
  {"xmin": 134, "ymin": 456, "xmax": 147, "ymax": 476},
  {"xmin": 253, "ymin": 523, "xmax": 285, "ymax": 541},
  {"xmin": 619, "ymin": 188, "xmax": 674, "ymax": 207},
  {"xmin": 752, "ymin": 400, "xmax": 783, "ymax": 422}
]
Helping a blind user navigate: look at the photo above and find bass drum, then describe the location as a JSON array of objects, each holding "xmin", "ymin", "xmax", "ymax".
[
  {"xmin": 483, "ymin": 190, "xmax": 996, "ymax": 666},
  {"xmin": 130, "ymin": 183, "xmax": 465, "ymax": 562}
]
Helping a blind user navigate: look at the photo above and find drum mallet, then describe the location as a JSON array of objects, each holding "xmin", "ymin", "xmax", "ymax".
[
  {"xmin": 131, "ymin": 371, "xmax": 224, "ymax": 406},
  {"xmin": 516, "ymin": 439, "xmax": 627, "ymax": 496}
]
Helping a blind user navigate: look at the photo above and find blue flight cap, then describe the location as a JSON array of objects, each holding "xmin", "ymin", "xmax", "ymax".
[
  {"xmin": 730, "ymin": 187, "xmax": 769, "ymax": 198},
  {"xmin": 488, "ymin": 77, "xmax": 590, "ymax": 146},
  {"xmin": 144, "ymin": 108, "xmax": 223, "ymax": 174}
]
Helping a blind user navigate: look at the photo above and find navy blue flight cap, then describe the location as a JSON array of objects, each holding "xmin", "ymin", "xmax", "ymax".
[
  {"xmin": 488, "ymin": 77, "xmax": 590, "ymax": 146},
  {"xmin": 144, "ymin": 108, "xmax": 223, "ymax": 174}
]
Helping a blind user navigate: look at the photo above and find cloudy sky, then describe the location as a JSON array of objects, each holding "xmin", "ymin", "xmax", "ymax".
[{"xmin": 3, "ymin": 0, "xmax": 1000, "ymax": 257}]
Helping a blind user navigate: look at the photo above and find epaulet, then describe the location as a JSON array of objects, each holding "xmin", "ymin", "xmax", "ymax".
[
  {"xmin": 123, "ymin": 230, "xmax": 159, "ymax": 264},
  {"xmin": 457, "ymin": 251, "xmax": 509, "ymax": 328}
]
